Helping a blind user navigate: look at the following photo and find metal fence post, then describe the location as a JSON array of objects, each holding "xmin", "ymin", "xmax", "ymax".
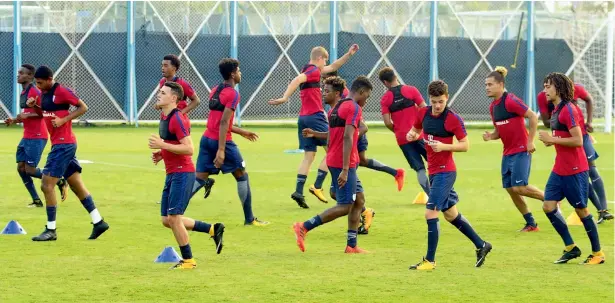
[
  {"xmin": 525, "ymin": 1, "xmax": 536, "ymax": 112},
  {"xmin": 230, "ymin": 0, "xmax": 239, "ymax": 126},
  {"xmin": 13, "ymin": 0, "xmax": 22, "ymax": 118}
]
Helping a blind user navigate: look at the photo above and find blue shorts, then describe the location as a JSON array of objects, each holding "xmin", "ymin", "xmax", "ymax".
[
  {"xmin": 329, "ymin": 167, "xmax": 364, "ymax": 204},
  {"xmin": 298, "ymin": 112, "xmax": 328, "ymax": 152},
  {"xmin": 196, "ymin": 136, "xmax": 245, "ymax": 174},
  {"xmin": 583, "ymin": 134, "xmax": 599, "ymax": 162},
  {"xmin": 399, "ymin": 141, "xmax": 427, "ymax": 171},
  {"xmin": 43, "ymin": 144, "xmax": 82, "ymax": 179},
  {"xmin": 357, "ymin": 134, "xmax": 368, "ymax": 153},
  {"xmin": 160, "ymin": 172, "xmax": 196, "ymax": 216},
  {"xmin": 545, "ymin": 171, "xmax": 589, "ymax": 209},
  {"xmin": 427, "ymin": 172, "xmax": 458, "ymax": 212},
  {"xmin": 16, "ymin": 138, "xmax": 47, "ymax": 167},
  {"xmin": 501, "ymin": 152, "xmax": 532, "ymax": 188}
]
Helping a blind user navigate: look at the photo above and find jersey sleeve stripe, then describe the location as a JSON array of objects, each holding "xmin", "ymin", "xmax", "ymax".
[
  {"xmin": 452, "ymin": 112, "xmax": 467, "ymax": 135},
  {"xmin": 303, "ymin": 66, "xmax": 318, "ymax": 75},
  {"xmin": 174, "ymin": 112, "xmax": 189, "ymax": 136},
  {"xmin": 350, "ymin": 102, "xmax": 360, "ymax": 125},
  {"xmin": 231, "ymin": 89, "xmax": 240, "ymax": 108},
  {"xmin": 511, "ymin": 97, "xmax": 528, "ymax": 111},
  {"xmin": 565, "ymin": 104, "xmax": 576, "ymax": 127}
]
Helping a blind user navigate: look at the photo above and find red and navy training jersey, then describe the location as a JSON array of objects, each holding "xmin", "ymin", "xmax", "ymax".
[
  {"xmin": 327, "ymin": 98, "xmax": 362, "ymax": 169},
  {"xmin": 160, "ymin": 110, "xmax": 195, "ymax": 174},
  {"xmin": 204, "ymin": 84, "xmax": 239, "ymax": 141},
  {"xmin": 550, "ymin": 101, "xmax": 588, "ymax": 176},
  {"xmin": 380, "ymin": 85, "xmax": 425, "ymax": 145},
  {"xmin": 299, "ymin": 64, "xmax": 323, "ymax": 116},
  {"xmin": 41, "ymin": 83, "xmax": 79, "ymax": 145},
  {"xmin": 489, "ymin": 92, "xmax": 529, "ymax": 155},
  {"xmin": 20, "ymin": 84, "xmax": 47, "ymax": 139},
  {"xmin": 414, "ymin": 106, "xmax": 467, "ymax": 175}
]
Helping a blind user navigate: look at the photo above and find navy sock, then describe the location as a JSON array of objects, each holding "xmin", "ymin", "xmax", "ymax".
[
  {"xmin": 236, "ymin": 173, "xmax": 254, "ymax": 223},
  {"xmin": 314, "ymin": 169, "xmax": 328, "ymax": 189},
  {"xmin": 193, "ymin": 220, "xmax": 212, "ymax": 233},
  {"xmin": 523, "ymin": 212, "xmax": 536, "ymax": 226},
  {"xmin": 303, "ymin": 215, "xmax": 322, "ymax": 231},
  {"xmin": 366, "ymin": 159, "xmax": 397, "ymax": 176},
  {"xmin": 587, "ymin": 182, "xmax": 602, "ymax": 211},
  {"xmin": 295, "ymin": 174, "xmax": 307, "ymax": 195},
  {"xmin": 581, "ymin": 214, "xmax": 601, "ymax": 252},
  {"xmin": 190, "ymin": 178, "xmax": 207, "ymax": 199},
  {"xmin": 417, "ymin": 169, "xmax": 430, "ymax": 194},
  {"xmin": 19, "ymin": 170, "xmax": 40, "ymax": 201},
  {"xmin": 46, "ymin": 206, "xmax": 57, "ymax": 226},
  {"xmin": 589, "ymin": 166, "xmax": 608, "ymax": 211},
  {"xmin": 450, "ymin": 213, "xmax": 485, "ymax": 249},
  {"xmin": 545, "ymin": 209, "xmax": 574, "ymax": 246},
  {"xmin": 179, "ymin": 244, "xmax": 193, "ymax": 260},
  {"xmin": 80, "ymin": 195, "xmax": 96, "ymax": 213},
  {"xmin": 426, "ymin": 218, "xmax": 440, "ymax": 262},
  {"xmin": 347, "ymin": 230, "xmax": 358, "ymax": 248}
]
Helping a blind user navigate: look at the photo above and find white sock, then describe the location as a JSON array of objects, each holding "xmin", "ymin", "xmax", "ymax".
[
  {"xmin": 90, "ymin": 209, "xmax": 102, "ymax": 224},
  {"xmin": 47, "ymin": 221, "xmax": 56, "ymax": 230}
]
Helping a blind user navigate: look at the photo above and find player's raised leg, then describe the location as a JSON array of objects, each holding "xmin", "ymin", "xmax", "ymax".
[{"xmin": 309, "ymin": 155, "xmax": 329, "ymax": 203}]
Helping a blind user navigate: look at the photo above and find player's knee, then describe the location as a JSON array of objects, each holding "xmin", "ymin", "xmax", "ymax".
[
  {"xmin": 167, "ymin": 215, "xmax": 182, "ymax": 225},
  {"xmin": 232, "ymin": 169, "xmax": 246, "ymax": 180},
  {"xmin": 359, "ymin": 157, "xmax": 368, "ymax": 167},
  {"xmin": 161, "ymin": 217, "xmax": 171, "ymax": 228},
  {"xmin": 354, "ymin": 193, "xmax": 366, "ymax": 207},
  {"xmin": 575, "ymin": 207, "xmax": 590, "ymax": 219},
  {"xmin": 542, "ymin": 202, "xmax": 557, "ymax": 213},
  {"xmin": 41, "ymin": 181, "xmax": 55, "ymax": 194},
  {"xmin": 17, "ymin": 163, "xmax": 26, "ymax": 174},
  {"xmin": 303, "ymin": 151, "xmax": 316, "ymax": 163},
  {"xmin": 510, "ymin": 186, "xmax": 525, "ymax": 196},
  {"xmin": 24, "ymin": 165, "xmax": 37, "ymax": 176}
]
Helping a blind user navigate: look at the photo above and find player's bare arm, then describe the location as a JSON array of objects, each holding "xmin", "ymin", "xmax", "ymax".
[
  {"xmin": 322, "ymin": 44, "xmax": 359, "ymax": 74},
  {"xmin": 538, "ymin": 126, "xmax": 583, "ymax": 147},
  {"xmin": 359, "ymin": 120, "xmax": 368, "ymax": 137},
  {"xmin": 338, "ymin": 124, "xmax": 355, "ymax": 187},
  {"xmin": 524, "ymin": 109, "xmax": 538, "ymax": 153},
  {"xmin": 302, "ymin": 128, "xmax": 328, "ymax": 140},
  {"xmin": 149, "ymin": 134, "xmax": 193, "ymax": 155},
  {"xmin": 483, "ymin": 128, "xmax": 500, "ymax": 141},
  {"xmin": 382, "ymin": 113, "xmax": 394, "ymax": 132},
  {"xmin": 269, "ymin": 74, "xmax": 308, "ymax": 105},
  {"xmin": 232, "ymin": 126, "xmax": 259, "ymax": 142},
  {"xmin": 181, "ymin": 93, "xmax": 201, "ymax": 115},
  {"xmin": 52, "ymin": 99, "xmax": 88, "ymax": 128}
]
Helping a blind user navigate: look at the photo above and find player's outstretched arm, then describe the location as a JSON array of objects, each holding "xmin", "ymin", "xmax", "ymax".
[
  {"xmin": 322, "ymin": 44, "xmax": 359, "ymax": 74},
  {"xmin": 182, "ymin": 93, "xmax": 201, "ymax": 115},
  {"xmin": 302, "ymin": 128, "xmax": 328, "ymax": 140},
  {"xmin": 231, "ymin": 126, "xmax": 259, "ymax": 142},
  {"xmin": 148, "ymin": 134, "xmax": 194, "ymax": 155},
  {"xmin": 483, "ymin": 128, "xmax": 500, "ymax": 141},
  {"xmin": 269, "ymin": 74, "xmax": 307, "ymax": 105}
]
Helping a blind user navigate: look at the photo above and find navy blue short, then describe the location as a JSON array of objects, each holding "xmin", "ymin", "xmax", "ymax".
[
  {"xmin": 583, "ymin": 134, "xmax": 599, "ymax": 162},
  {"xmin": 43, "ymin": 144, "xmax": 82, "ymax": 179},
  {"xmin": 545, "ymin": 171, "xmax": 589, "ymax": 209},
  {"xmin": 160, "ymin": 172, "xmax": 196, "ymax": 216},
  {"xmin": 16, "ymin": 138, "xmax": 47, "ymax": 167},
  {"xmin": 501, "ymin": 151, "xmax": 532, "ymax": 188},
  {"xmin": 427, "ymin": 172, "xmax": 458, "ymax": 212},
  {"xmin": 357, "ymin": 134, "xmax": 368, "ymax": 153},
  {"xmin": 329, "ymin": 167, "xmax": 364, "ymax": 204},
  {"xmin": 196, "ymin": 136, "xmax": 245, "ymax": 174},
  {"xmin": 298, "ymin": 112, "xmax": 328, "ymax": 152},
  {"xmin": 399, "ymin": 141, "xmax": 427, "ymax": 171}
]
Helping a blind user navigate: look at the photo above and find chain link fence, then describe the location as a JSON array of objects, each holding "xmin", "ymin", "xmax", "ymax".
[
  {"xmin": 0, "ymin": 1, "xmax": 13, "ymax": 121},
  {"xmin": 135, "ymin": 0, "xmax": 227, "ymax": 121},
  {"xmin": 21, "ymin": 1, "xmax": 127, "ymax": 122},
  {"xmin": 3, "ymin": 1, "xmax": 613, "ymax": 126}
]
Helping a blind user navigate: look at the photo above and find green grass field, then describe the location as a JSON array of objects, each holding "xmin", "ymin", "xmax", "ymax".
[{"xmin": 0, "ymin": 126, "xmax": 613, "ymax": 303}]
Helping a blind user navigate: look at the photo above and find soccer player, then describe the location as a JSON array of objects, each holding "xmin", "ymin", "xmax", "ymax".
[
  {"xmin": 149, "ymin": 82, "xmax": 225, "ymax": 270},
  {"xmin": 30, "ymin": 66, "xmax": 109, "ymax": 241},
  {"xmin": 189, "ymin": 58, "xmax": 268, "ymax": 226},
  {"xmin": 293, "ymin": 76, "xmax": 372, "ymax": 253},
  {"xmin": 537, "ymin": 73, "xmax": 604, "ymax": 264},
  {"xmin": 269, "ymin": 44, "xmax": 359, "ymax": 209},
  {"xmin": 406, "ymin": 80, "xmax": 492, "ymax": 270},
  {"xmin": 482, "ymin": 66, "xmax": 544, "ymax": 232},
  {"xmin": 5, "ymin": 64, "xmax": 68, "ymax": 207},
  {"xmin": 537, "ymin": 83, "xmax": 612, "ymax": 223},
  {"xmin": 321, "ymin": 70, "xmax": 404, "ymax": 198},
  {"xmin": 378, "ymin": 67, "xmax": 428, "ymax": 195}
]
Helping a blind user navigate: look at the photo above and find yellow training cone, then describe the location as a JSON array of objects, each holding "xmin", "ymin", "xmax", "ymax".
[
  {"xmin": 566, "ymin": 212, "xmax": 583, "ymax": 226},
  {"xmin": 413, "ymin": 192, "xmax": 428, "ymax": 205}
]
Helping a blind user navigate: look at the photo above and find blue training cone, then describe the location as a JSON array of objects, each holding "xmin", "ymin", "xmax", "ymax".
[
  {"xmin": 154, "ymin": 246, "xmax": 181, "ymax": 263},
  {"xmin": 1, "ymin": 220, "xmax": 27, "ymax": 235}
]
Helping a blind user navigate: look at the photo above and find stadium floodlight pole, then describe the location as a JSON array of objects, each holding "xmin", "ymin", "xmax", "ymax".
[
  {"xmin": 329, "ymin": 0, "xmax": 338, "ymax": 62},
  {"xmin": 429, "ymin": 0, "xmax": 438, "ymax": 86},
  {"xmin": 605, "ymin": 7, "xmax": 614, "ymax": 133},
  {"xmin": 230, "ymin": 1, "xmax": 239, "ymax": 126},
  {"xmin": 126, "ymin": 0, "xmax": 138, "ymax": 127},
  {"xmin": 12, "ymin": 0, "xmax": 22, "ymax": 118},
  {"xmin": 525, "ymin": 1, "xmax": 536, "ymax": 112}
]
